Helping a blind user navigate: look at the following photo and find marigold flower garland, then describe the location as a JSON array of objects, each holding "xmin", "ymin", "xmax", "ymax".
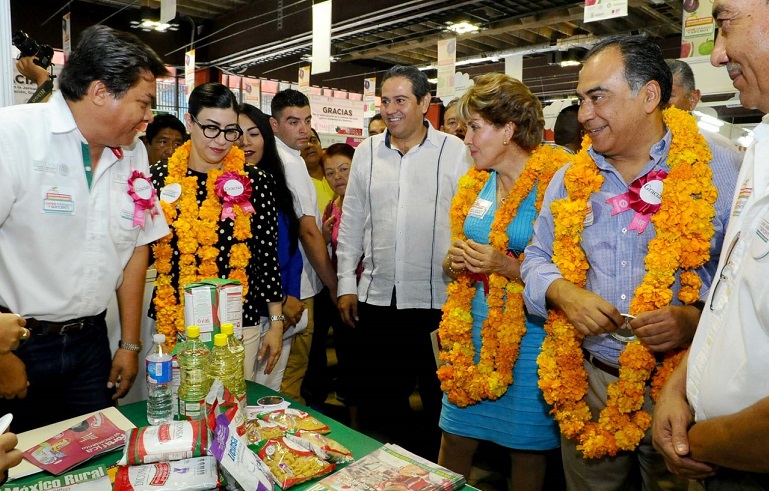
[
  {"xmin": 438, "ymin": 144, "xmax": 571, "ymax": 407},
  {"xmin": 537, "ymin": 108, "xmax": 716, "ymax": 458},
  {"xmin": 152, "ymin": 141, "xmax": 253, "ymax": 347}
]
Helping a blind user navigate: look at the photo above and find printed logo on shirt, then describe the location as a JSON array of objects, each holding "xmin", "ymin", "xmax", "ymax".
[
  {"xmin": 733, "ymin": 178, "xmax": 752, "ymax": 218},
  {"xmin": 756, "ymin": 218, "xmax": 769, "ymax": 243},
  {"xmin": 584, "ymin": 201, "xmax": 594, "ymax": 227},
  {"xmin": 42, "ymin": 186, "xmax": 75, "ymax": 215},
  {"xmin": 468, "ymin": 197, "xmax": 493, "ymax": 220},
  {"xmin": 33, "ymin": 161, "xmax": 58, "ymax": 174},
  {"xmin": 58, "ymin": 164, "xmax": 70, "ymax": 177},
  {"xmin": 751, "ymin": 215, "xmax": 769, "ymax": 259}
]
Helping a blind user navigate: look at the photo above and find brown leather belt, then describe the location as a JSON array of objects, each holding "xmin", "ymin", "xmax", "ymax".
[
  {"xmin": 582, "ymin": 348, "xmax": 620, "ymax": 378},
  {"xmin": 0, "ymin": 305, "xmax": 106, "ymax": 336}
]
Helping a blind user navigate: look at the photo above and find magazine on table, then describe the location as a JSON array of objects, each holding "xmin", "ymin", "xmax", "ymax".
[
  {"xmin": 22, "ymin": 412, "xmax": 126, "ymax": 475},
  {"xmin": 307, "ymin": 443, "xmax": 465, "ymax": 491}
]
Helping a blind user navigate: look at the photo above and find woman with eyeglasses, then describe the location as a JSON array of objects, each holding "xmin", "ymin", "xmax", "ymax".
[{"xmin": 149, "ymin": 82, "xmax": 284, "ymax": 381}]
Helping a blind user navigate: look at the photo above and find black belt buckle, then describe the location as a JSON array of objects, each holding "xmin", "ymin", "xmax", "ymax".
[{"xmin": 58, "ymin": 319, "xmax": 86, "ymax": 335}]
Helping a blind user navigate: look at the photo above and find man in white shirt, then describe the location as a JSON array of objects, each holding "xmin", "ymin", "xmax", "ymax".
[
  {"xmin": 267, "ymin": 89, "xmax": 338, "ymax": 403},
  {"xmin": 0, "ymin": 25, "xmax": 169, "ymax": 432},
  {"xmin": 653, "ymin": 0, "xmax": 769, "ymax": 487},
  {"xmin": 337, "ymin": 65, "xmax": 471, "ymax": 460}
]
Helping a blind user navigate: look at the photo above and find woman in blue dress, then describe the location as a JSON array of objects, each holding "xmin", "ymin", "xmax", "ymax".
[{"xmin": 438, "ymin": 73, "xmax": 570, "ymax": 491}]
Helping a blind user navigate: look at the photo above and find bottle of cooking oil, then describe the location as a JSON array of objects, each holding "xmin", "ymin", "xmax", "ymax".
[{"xmin": 176, "ymin": 325, "xmax": 211, "ymax": 420}]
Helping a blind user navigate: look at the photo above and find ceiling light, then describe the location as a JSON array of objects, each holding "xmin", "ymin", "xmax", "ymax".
[
  {"xmin": 129, "ymin": 7, "xmax": 179, "ymax": 32},
  {"xmin": 446, "ymin": 21, "xmax": 479, "ymax": 34},
  {"xmin": 300, "ymin": 54, "xmax": 339, "ymax": 63}
]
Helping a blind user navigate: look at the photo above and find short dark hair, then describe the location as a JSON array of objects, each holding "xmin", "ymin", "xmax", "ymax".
[
  {"xmin": 456, "ymin": 73, "xmax": 544, "ymax": 151},
  {"xmin": 554, "ymin": 104, "xmax": 582, "ymax": 148},
  {"xmin": 145, "ymin": 113, "xmax": 186, "ymax": 144},
  {"xmin": 666, "ymin": 59, "xmax": 697, "ymax": 94},
  {"xmin": 310, "ymin": 128, "xmax": 320, "ymax": 141},
  {"xmin": 382, "ymin": 65, "xmax": 431, "ymax": 101},
  {"xmin": 59, "ymin": 25, "xmax": 168, "ymax": 102},
  {"xmin": 239, "ymin": 103, "xmax": 299, "ymax": 252},
  {"xmin": 322, "ymin": 143, "xmax": 355, "ymax": 169},
  {"xmin": 271, "ymin": 89, "xmax": 310, "ymax": 121},
  {"xmin": 585, "ymin": 34, "xmax": 672, "ymax": 109},
  {"xmin": 188, "ymin": 82, "xmax": 239, "ymax": 117},
  {"xmin": 370, "ymin": 113, "xmax": 383, "ymax": 122}
]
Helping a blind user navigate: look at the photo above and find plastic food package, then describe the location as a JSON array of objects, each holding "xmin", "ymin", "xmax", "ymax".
[
  {"xmin": 251, "ymin": 437, "xmax": 335, "ymax": 488},
  {"xmin": 118, "ymin": 420, "xmax": 209, "ymax": 465},
  {"xmin": 208, "ymin": 383, "xmax": 274, "ymax": 491},
  {"xmin": 246, "ymin": 419, "xmax": 286, "ymax": 444},
  {"xmin": 258, "ymin": 408, "xmax": 330, "ymax": 434},
  {"xmin": 113, "ymin": 456, "xmax": 220, "ymax": 490},
  {"xmin": 286, "ymin": 430, "xmax": 354, "ymax": 463}
]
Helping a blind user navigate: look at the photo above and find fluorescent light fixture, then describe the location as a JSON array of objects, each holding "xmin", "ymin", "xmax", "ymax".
[
  {"xmin": 697, "ymin": 121, "xmax": 722, "ymax": 133},
  {"xmin": 427, "ymin": 78, "xmax": 438, "ymax": 84},
  {"xmin": 130, "ymin": 8, "xmax": 178, "ymax": 32},
  {"xmin": 300, "ymin": 54, "xmax": 339, "ymax": 63},
  {"xmin": 446, "ymin": 21, "xmax": 479, "ymax": 34},
  {"xmin": 560, "ymin": 60, "xmax": 581, "ymax": 67},
  {"xmin": 692, "ymin": 111, "xmax": 725, "ymax": 127}
]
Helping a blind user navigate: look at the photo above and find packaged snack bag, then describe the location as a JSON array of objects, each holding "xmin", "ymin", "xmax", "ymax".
[
  {"xmin": 286, "ymin": 430, "xmax": 354, "ymax": 463},
  {"xmin": 118, "ymin": 420, "xmax": 209, "ymax": 465},
  {"xmin": 258, "ymin": 408, "xmax": 330, "ymax": 434},
  {"xmin": 113, "ymin": 456, "xmax": 220, "ymax": 490},
  {"xmin": 246, "ymin": 418, "xmax": 286, "ymax": 444},
  {"xmin": 251, "ymin": 437, "xmax": 335, "ymax": 488}
]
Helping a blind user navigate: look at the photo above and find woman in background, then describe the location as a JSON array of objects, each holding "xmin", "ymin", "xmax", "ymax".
[{"xmin": 238, "ymin": 103, "xmax": 304, "ymax": 386}]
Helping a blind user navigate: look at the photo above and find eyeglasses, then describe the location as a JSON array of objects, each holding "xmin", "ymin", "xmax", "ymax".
[
  {"xmin": 709, "ymin": 232, "xmax": 741, "ymax": 312},
  {"xmin": 190, "ymin": 114, "xmax": 243, "ymax": 142}
]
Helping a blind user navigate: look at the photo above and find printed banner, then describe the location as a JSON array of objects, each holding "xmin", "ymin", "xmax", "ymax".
[
  {"xmin": 680, "ymin": 0, "xmax": 716, "ymax": 58},
  {"xmin": 436, "ymin": 38, "xmax": 457, "ymax": 98},
  {"xmin": 185, "ymin": 49, "xmax": 195, "ymax": 100},
  {"xmin": 62, "ymin": 12, "xmax": 71, "ymax": 60},
  {"xmin": 243, "ymin": 77, "xmax": 261, "ymax": 107},
  {"xmin": 584, "ymin": 0, "xmax": 628, "ymax": 23},
  {"xmin": 298, "ymin": 65, "xmax": 311, "ymax": 95},
  {"xmin": 363, "ymin": 77, "xmax": 376, "ymax": 117},
  {"xmin": 310, "ymin": 94, "xmax": 364, "ymax": 136}
]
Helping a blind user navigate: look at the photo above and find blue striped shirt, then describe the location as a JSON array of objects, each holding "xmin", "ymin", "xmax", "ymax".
[{"xmin": 522, "ymin": 129, "xmax": 738, "ymax": 366}]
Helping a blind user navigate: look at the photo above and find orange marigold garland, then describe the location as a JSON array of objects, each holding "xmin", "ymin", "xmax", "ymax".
[
  {"xmin": 153, "ymin": 141, "xmax": 253, "ymax": 348},
  {"xmin": 438, "ymin": 144, "xmax": 571, "ymax": 407},
  {"xmin": 537, "ymin": 107, "xmax": 716, "ymax": 458}
]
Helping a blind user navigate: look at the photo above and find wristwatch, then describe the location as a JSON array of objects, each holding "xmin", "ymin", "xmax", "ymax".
[
  {"xmin": 118, "ymin": 340, "xmax": 143, "ymax": 352},
  {"xmin": 269, "ymin": 315, "xmax": 286, "ymax": 322}
]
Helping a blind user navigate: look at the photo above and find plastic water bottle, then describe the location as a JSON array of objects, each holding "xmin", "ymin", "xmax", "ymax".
[
  {"xmin": 146, "ymin": 333, "xmax": 173, "ymax": 425},
  {"xmin": 177, "ymin": 325, "xmax": 211, "ymax": 420},
  {"xmin": 207, "ymin": 333, "xmax": 246, "ymax": 410},
  {"xmin": 220, "ymin": 323, "xmax": 247, "ymax": 410}
]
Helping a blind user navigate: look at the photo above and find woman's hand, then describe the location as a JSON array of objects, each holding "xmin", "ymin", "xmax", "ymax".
[{"xmin": 444, "ymin": 240, "xmax": 468, "ymax": 278}]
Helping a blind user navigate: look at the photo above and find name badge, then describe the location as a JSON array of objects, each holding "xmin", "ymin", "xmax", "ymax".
[
  {"xmin": 42, "ymin": 186, "xmax": 75, "ymax": 215},
  {"xmin": 751, "ymin": 216, "xmax": 769, "ymax": 259},
  {"xmin": 468, "ymin": 197, "xmax": 493, "ymax": 219}
]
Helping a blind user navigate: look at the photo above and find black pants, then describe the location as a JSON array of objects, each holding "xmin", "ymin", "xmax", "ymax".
[{"xmin": 352, "ymin": 299, "xmax": 443, "ymax": 462}]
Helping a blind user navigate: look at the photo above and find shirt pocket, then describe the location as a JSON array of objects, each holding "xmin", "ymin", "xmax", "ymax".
[{"xmin": 109, "ymin": 177, "xmax": 142, "ymax": 245}]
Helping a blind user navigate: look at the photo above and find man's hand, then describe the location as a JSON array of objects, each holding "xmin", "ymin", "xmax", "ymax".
[
  {"xmin": 630, "ymin": 305, "xmax": 700, "ymax": 352},
  {"xmin": 322, "ymin": 215, "xmax": 335, "ymax": 244},
  {"xmin": 108, "ymin": 349, "xmax": 139, "ymax": 400},
  {"xmin": 282, "ymin": 296, "xmax": 305, "ymax": 328},
  {"xmin": 0, "ymin": 314, "xmax": 27, "ymax": 354},
  {"xmin": 0, "ymin": 432, "xmax": 22, "ymax": 485},
  {"xmin": 338, "ymin": 294, "xmax": 358, "ymax": 327},
  {"xmin": 0, "ymin": 354, "xmax": 27, "ymax": 399},
  {"xmin": 258, "ymin": 323, "xmax": 283, "ymax": 375},
  {"xmin": 653, "ymin": 358, "xmax": 716, "ymax": 479},
  {"xmin": 15, "ymin": 57, "xmax": 50, "ymax": 87},
  {"xmin": 546, "ymin": 279, "xmax": 623, "ymax": 336}
]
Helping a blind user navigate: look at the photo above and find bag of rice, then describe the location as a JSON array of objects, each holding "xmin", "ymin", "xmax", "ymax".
[
  {"xmin": 113, "ymin": 456, "xmax": 219, "ymax": 490},
  {"xmin": 118, "ymin": 420, "xmax": 209, "ymax": 465}
]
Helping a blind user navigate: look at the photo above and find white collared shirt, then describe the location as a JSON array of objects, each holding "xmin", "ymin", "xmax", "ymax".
[
  {"xmin": 276, "ymin": 137, "xmax": 323, "ymax": 299},
  {"xmin": 688, "ymin": 114, "xmax": 769, "ymax": 421},
  {"xmin": 336, "ymin": 122, "xmax": 471, "ymax": 309},
  {"xmin": 0, "ymin": 92, "xmax": 168, "ymax": 321}
]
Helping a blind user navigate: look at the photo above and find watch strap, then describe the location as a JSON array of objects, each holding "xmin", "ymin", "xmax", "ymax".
[
  {"xmin": 118, "ymin": 340, "xmax": 143, "ymax": 352},
  {"xmin": 269, "ymin": 315, "xmax": 286, "ymax": 322}
]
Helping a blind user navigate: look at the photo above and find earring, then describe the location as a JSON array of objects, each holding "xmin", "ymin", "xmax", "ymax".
[{"xmin": 502, "ymin": 140, "xmax": 508, "ymax": 145}]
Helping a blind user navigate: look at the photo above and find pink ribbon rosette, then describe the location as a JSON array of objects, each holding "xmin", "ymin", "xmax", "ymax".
[
  {"xmin": 606, "ymin": 169, "xmax": 668, "ymax": 234},
  {"xmin": 127, "ymin": 170, "xmax": 159, "ymax": 227},
  {"xmin": 215, "ymin": 171, "xmax": 255, "ymax": 220}
]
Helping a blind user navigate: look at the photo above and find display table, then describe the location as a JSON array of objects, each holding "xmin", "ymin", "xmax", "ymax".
[{"xmin": 8, "ymin": 381, "xmax": 384, "ymax": 490}]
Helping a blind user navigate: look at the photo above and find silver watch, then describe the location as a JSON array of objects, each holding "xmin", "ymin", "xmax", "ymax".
[
  {"xmin": 118, "ymin": 340, "xmax": 143, "ymax": 352},
  {"xmin": 269, "ymin": 315, "xmax": 286, "ymax": 322}
]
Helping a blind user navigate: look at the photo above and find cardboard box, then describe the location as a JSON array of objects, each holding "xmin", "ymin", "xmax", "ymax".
[{"xmin": 183, "ymin": 279, "xmax": 243, "ymax": 342}]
